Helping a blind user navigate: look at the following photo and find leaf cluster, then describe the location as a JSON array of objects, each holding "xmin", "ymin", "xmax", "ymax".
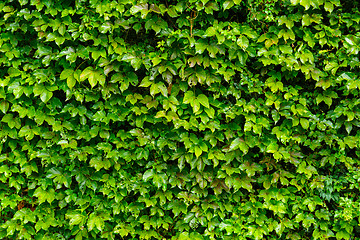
[{"xmin": 0, "ymin": 0, "xmax": 360, "ymax": 239}]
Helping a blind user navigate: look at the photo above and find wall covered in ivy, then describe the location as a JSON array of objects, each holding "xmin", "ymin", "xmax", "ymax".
[{"xmin": 0, "ymin": 0, "xmax": 360, "ymax": 239}]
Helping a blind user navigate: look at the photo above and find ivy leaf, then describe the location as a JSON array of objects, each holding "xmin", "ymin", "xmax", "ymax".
[
  {"xmin": 237, "ymin": 35, "xmax": 249, "ymax": 49},
  {"xmin": 190, "ymin": 232, "xmax": 204, "ymax": 240},
  {"xmin": 300, "ymin": 118, "xmax": 309, "ymax": 129},
  {"xmin": 179, "ymin": 232, "xmax": 191, "ymax": 240},
  {"xmin": 139, "ymin": 77, "xmax": 152, "ymax": 87},
  {"xmin": 205, "ymin": 27, "xmax": 216, "ymax": 37},
  {"xmin": 0, "ymin": 100, "xmax": 9, "ymax": 114},
  {"xmin": 87, "ymin": 212, "xmax": 104, "ymax": 231},
  {"xmin": 66, "ymin": 211, "xmax": 86, "ymax": 226},
  {"xmin": 88, "ymin": 72, "xmax": 97, "ymax": 88},
  {"xmin": 195, "ymin": 40, "xmax": 207, "ymax": 54},
  {"xmin": 197, "ymin": 94, "xmax": 209, "ymax": 108},
  {"xmin": 302, "ymin": 14, "xmax": 312, "ymax": 26},
  {"xmin": 223, "ymin": 0, "xmax": 234, "ymax": 10},
  {"xmin": 80, "ymin": 67, "xmax": 98, "ymax": 88},
  {"xmin": 324, "ymin": 1, "xmax": 334, "ymax": 12},
  {"xmin": 266, "ymin": 142, "xmax": 279, "ymax": 153},
  {"xmin": 67, "ymin": 75, "xmax": 76, "ymax": 89},
  {"xmin": 300, "ymin": 0, "xmax": 311, "ymax": 10},
  {"xmin": 193, "ymin": 99, "xmax": 201, "ymax": 113},
  {"xmin": 60, "ymin": 69, "xmax": 74, "ymax": 80},
  {"xmin": 150, "ymin": 83, "xmax": 160, "ymax": 96},
  {"xmin": 336, "ymin": 231, "xmax": 350, "ymax": 239},
  {"xmin": 183, "ymin": 91, "xmax": 195, "ymax": 104},
  {"xmin": 1, "ymin": 114, "xmax": 13, "ymax": 123},
  {"xmin": 195, "ymin": 145, "xmax": 202, "ymax": 158},
  {"xmin": 157, "ymin": 82, "xmax": 168, "ymax": 97},
  {"xmin": 229, "ymin": 137, "xmax": 249, "ymax": 153},
  {"xmin": 40, "ymin": 90, "xmax": 53, "ymax": 103},
  {"xmin": 143, "ymin": 169, "xmax": 155, "ymax": 182}
]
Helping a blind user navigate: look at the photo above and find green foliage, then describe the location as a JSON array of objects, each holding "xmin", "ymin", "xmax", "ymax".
[{"xmin": 0, "ymin": 0, "xmax": 360, "ymax": 239}]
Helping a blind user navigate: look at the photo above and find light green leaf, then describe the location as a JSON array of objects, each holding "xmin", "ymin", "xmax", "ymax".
[
  {"xmin": 157, "ymin": 82, "xmax": 168, "ymax": 97},
  {"xmin": 179, "ymin": 232, "xmax": 191, "ymax": 240},
  {"xmin": 197, "ymin": 94, "xmax": 209, "ymax": 108},
  {"xmin": 195, "ymin": 146, "xmax": 202, "ymax": 158},
  {"xmin": 279, "ymin": 45, "xmax": 293, "ymax": 54},
  {"xmin": 336, "ymin": 231, "xmax": 350, "ymax": 240},
  {"xmin": 58, "ymin": 24, "xmax": 66, "ymax": 35},
  {"xmin": 40, "ymin": 90, "xmax": 53, "ymax": 103},
  {"xmin": 300, "ymin": 118, "xmax": 309, "ymax": 129},
  {"xmin": 139, "ymin": 77, "xmax": 152, "ymax": 87},
  {"xmin": 67, "ymin": 75, "xmax": 76, "ymax": 89},
  {"xmin": 143, "ymin": 169, "xmax": 155, "ymax": 182},
  {"xmin": 190, "ymin": 232, "xmax": 204, "ymax": 240},
  {"xmin": 1, "ymin": 114, "xmax": 13, "ymax": 123},
  {"xmin": 237, "ymin": 35, "xmax": 249, "ymax": 49},
  {"xmin": 205, "ymin": 27, "xmax": 216, "ymax": 37},
  {"xmin": 88, "ymin": 72, "xmax": 97, "ymax": 88},
  {"xmin": 87, "ymin": 212, "xmax": 104, "ymax": 231},
  {"xmin": 0, "ymin": 100, "xmax": 9, "ymax": 114},
  {"xmin": 324, "ymin": 2, "xmax": 334, "ymax": 12},
  {"xmin": 204, "ymin": 107, "xmax": 215, "ymax": 118},
  {"xmin": 193, "ymin": 99, "xmax": 201, "ymax": 113},
  {"xmin": 60, "ymin": 68, "xmax": 74, "ymax": 80},
  {"xmin": 80, "ymin": 67, "xmax": 96, "ymax": 87},
  {"xmin": 150, "ymin": 83, "xmax": 160, "ymax": 96},
  {"xmin": 300, "ymin": 0, "xmax": 311, "ymax": 10},
  {"xmin": 80, "ymin": 68, "xmax": 93, "ymax": 82},
  {"xmin": 266, "ymin": 142, "xmax": 279, "ymax": 153},
  {"xmin": 344, "ymin": 136, "xmax": 357, "ymax": 148},
  {"xmin": 66, "ymin": 212, "xmax": 86, "ymax": 226},
  {"xmin": 195, "ymin": 41, "xmax": 207, "ymax": 54},
  {"xmin": 302, "ymin": 14, "xmax": 311, "ymax": 26},
  {"xmin": 183, "ymin": 91, "xmax": 195, "ymax": 104},
  {"xmin": 223, "ymin": 0, "xmax": 234, "ymax": 10},
  {"xmin": 97, "ymin": 72, "xmax": 106, "ymax": 86},
  {"xmin": 229, "ymin": 137, "xmax": 249, "ymax": 153},
  {"xmin": 99, "ymin": 22, "xmax": 112, "ymax": 33}
]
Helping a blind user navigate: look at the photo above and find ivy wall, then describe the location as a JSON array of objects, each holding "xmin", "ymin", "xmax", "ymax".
[{"xmin": 0, "ymin": 0, "xmax": 360, "ymax": 239}]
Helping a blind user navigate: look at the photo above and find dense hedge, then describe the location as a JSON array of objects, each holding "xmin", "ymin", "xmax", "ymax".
[{"xmin": 1, "ymin": 0, "xmax": 360, "ymax": 239}]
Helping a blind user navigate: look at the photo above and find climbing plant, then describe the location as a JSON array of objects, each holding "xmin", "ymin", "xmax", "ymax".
[{"xmin": 0, "ymin": 0, "xmax": 360, "ymax": 239}]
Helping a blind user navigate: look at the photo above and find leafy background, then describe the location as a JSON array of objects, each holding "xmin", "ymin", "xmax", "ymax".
[{"xmin": 0, "ymin": 0, "xmax": 360, "ymax": 239}]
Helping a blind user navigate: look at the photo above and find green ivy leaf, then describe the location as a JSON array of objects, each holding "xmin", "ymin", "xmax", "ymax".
[
  {"xmin": 80, "ymin": 67, "xmax": 98, "ymax": 88},
  {"xmin": 190, "ymin": 232, "xmax": 204, "ymax": 240},
  {"xmin": 237, "ymin": 35, "xmax": 249, "ymax": 49},
  {"xmin": 300, "ymin": 0, "xmax": 311, "ymax": 10},
  {"xmin": 60, "ymin": 69, "xmax": 74, "ymax": 80},
  {"xmin": 67, "ymin": 75, "xmax": 76, "ymax": 89},
  {"xmin": 223, "ymin": 0, "xmax": 234, "ymax": 10},
  {"xmin": 66, "ymin": 211, "xmax": 86, "ymax": 226},
  {"xmin": 197, "ymin": 94, "xmax": 209, "ymax": 108},
  {"xmin": 183, "ymin": 91, "xmax": 195, "ymax": 104},
  {"xmin": 40, "ymin": 90, "xmax": 53, "ymax": 103},
  {"xmin": 195, "ymin": 145, "xmax": 202, "ymax": 158},
  {"xmin": 193, "ymin": 99, "xmax": 201, "ymax": 113},
  {"xmin": 205, "ymin": 27, "xmax": 216, "ymax": 37},
  {"xmin": 179, "ymin": 232, "xmax": 191, "ymax": 240},
  {"xmin": 229, "ymin": 137, "xmax": 249, "ymax": 153},
  {"xmin": 87, "ymin": 212, "xmax": 104, "ymax": 231},
  {"xmin": 0, "ymin": 100, "xmax": 9, "ymax": 114},
  {"xmin": 143, "ymin": 169, "xmax": 155, "ymax": 182},
  {"xmin": 1, "ymin": 114, "xmax": 13, "ymax": 123},
  {"xmin": 300, "ymin": 118, "xmax": 309, "ymax": 129},
  {"xmin": 157, "ymin": 82, "xmax": 168, "ymax": 97}
]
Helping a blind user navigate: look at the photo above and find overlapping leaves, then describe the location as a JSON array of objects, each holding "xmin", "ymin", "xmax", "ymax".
[{"xmin": 0, "ymin": 0, "xmax": 359, "ymax": 239}]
